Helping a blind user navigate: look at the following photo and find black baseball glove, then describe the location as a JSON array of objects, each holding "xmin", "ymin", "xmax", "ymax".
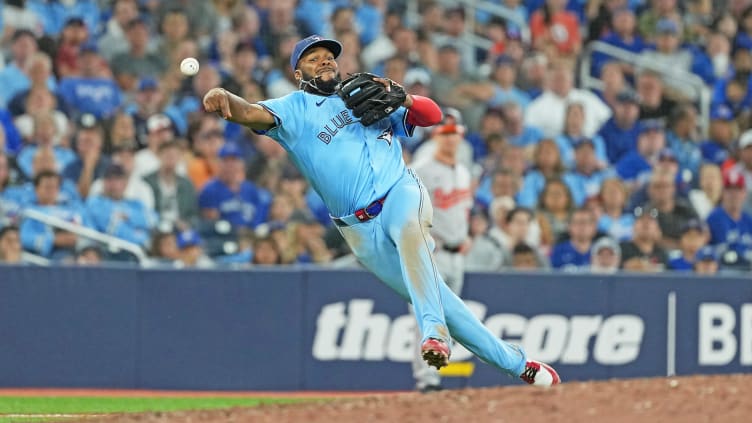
[{"xmin": 335, "ymin": 72, "xmax": 407, "ymax": 126}]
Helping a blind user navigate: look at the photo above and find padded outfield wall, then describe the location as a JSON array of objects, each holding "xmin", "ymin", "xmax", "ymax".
[{"xmin": 0, "ymin": 265, "xmax": 750, "ymax": 390}]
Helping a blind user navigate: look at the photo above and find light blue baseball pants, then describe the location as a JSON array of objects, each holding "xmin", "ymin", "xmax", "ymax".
[{"xmin": 334, "ymin": 168, "xmax": 527, "ymax": 377}]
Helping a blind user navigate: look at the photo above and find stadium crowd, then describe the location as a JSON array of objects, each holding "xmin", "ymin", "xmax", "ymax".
[{"xmin": 0, "ymin": 0, "xmax": 751, "ymax": 275}]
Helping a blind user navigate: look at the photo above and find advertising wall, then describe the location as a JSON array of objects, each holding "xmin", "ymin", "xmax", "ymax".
[{"xmin": 0, "ymin": 265, "xmax": 750, "ymax": 390}]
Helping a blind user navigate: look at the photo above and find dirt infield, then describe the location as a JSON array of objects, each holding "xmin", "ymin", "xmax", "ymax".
[{"xmin": 72, "ymin": 374, "xmax": 751, "ymax": 423}]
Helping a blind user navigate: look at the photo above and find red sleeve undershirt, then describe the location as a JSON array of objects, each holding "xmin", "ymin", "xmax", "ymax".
[{"xmin": 406, "ymin": 95, "xmax": 443, "ymax": 127}]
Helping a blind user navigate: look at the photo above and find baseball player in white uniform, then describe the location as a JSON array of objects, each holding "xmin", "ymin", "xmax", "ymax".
[{"xmin": 410, "ymin": 114, "xmax": 473, "ymax": 392}]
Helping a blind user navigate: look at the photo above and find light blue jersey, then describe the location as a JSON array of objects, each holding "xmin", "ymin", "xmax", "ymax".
[{"xmin": 258, "ymin": 91, "xmax": 413, "ymax": 216}]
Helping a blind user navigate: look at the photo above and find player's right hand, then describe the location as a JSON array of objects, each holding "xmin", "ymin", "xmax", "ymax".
[{"xmin": 203, "ymin": 87, "xmax": 232, "ymax": 119}]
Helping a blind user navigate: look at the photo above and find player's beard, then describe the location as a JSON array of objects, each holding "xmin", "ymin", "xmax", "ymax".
[{"xmin": 299, "ymin": 70, "xmax": 341, "ymax": 96}]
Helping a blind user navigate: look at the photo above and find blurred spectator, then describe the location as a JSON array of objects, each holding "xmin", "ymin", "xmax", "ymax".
[
  {"xmin": 615, "ymin": 119, "xmax": 667, "ymax": 189},
  {"xmin": 28, "ymin": 0, "xmax": 100, "ymax": 36},
  {"xmin": 550, "ymin": 208, "xmax": 597, "ymax": 271},
  {"xmin": 155, "ymin": 9, "xmax": 190, "ymax": 62},
  {"xmin": 536, "ymin": 178, "xmax": 575, "ymax": 250},
  {"xmin": 700, "ymin": 105, "xmax": 738, "ymax": 166},
  {"xmin": 128, "ymin": 78, "xmax": 164, "ymax": 145},
  {"xmin": 640, "ymin": 19, "xmax": 713, "ymax": 94},
  {"xmin": 144, "ymin": 140, "xmax": 199, "ymax": 230},
  {"xmin": 689, "ymin": 163, "xmax": 724, "ymax": 219},
  {"xmin": 108, "ymin": 112, "xmax": 137, "ymax": 153},
  {"xmin": 89, "ymin": 140, "xmax": 155, "ymax": 210},
  {"xmin": 7, "ymin": 51, "xmax": 59, "ymax": 118},
  {"xmin": 16, "ymin": 110, "xmax": 75, "ymax": 179},
  {"xmin": 525, "ymin": 59, "xmax": 611, "ymax": 138},
  {"xmin": 594, "ymin": 60, "xmax": 628, "ymax": 109},
  {"xmin": 57, "ymin": 42, "xmax": 122, "ymax": 119},
  {"xmin": 501, "ymin": 101, "xmax": 544, "ymax": 154},
  {"xmin": 0, "ymin": 29, "xmax": 47, "ymax": 108},
  {"xmin": 97, "ymin": 0, "xmax": 140, "ymax": 62},
  {"xmin": 1, "ymin": 0, "xmax": 43, "ymax": 41},
  {"xmin": 430, "ymin": 44, "xmax": 486, "ymax": 132},
  {"xmin": 186, "ymin": 114, "xmax": 224, "ymax": 190},
  {"xmin": 175, "ymin": 229, "xmax": 214, "ymax": 268},
  {"xmin": 149, "ymin": 230, "xmax": 180, "ymax": 263},
  {"xmin": 591, "ymin": 8, "xmax": 645, "ymax": 76},
  {"xmin": 517, "ymin": 52, "xmax": 548, "ymax": 98},
  {"xmin": 637, "ymin": 0, "xmax": 682, "ymax": 41},
  {"xmin": 432, "ymin": 7, "xmax": 476, "ymax": 73},
  {"xmin": 529, "ymin": 0, "xmax": 582, "ymax": 58},
  {"xmin": 590, "ymin": 236, "xmax": 621, "ymax": 274},
  {"xmin": 464, "ymin": 107, "xmax": 504, "ymax": 163},
  {"xmin": 518, "ymin": 139, "xmax": 567, "ymax": 208},
  {"xmin": 598, "ymin": 178, "xmax": 635, "ymax": 241},
  {"xmin": 730, "ymin": 130, "xmax": 752, "ymax": 213},
  {"xmin": 598, "ymin": 89, "xmax": 641, "ymax": 164},
  {"xmin": 554, "ymin": 102, "xmax": 608, "ymax": 170},
  {"xmin": 665, "ymin": 103, "xmax": 702, "ymax": 176},
  {"xmin": 0, "ymin": 225, "xmax": 23, "ymax": 264},
  {"xmin": 19, "ymin": 170, "xmax": 91, "ymax": 259},
  {"xmin": 134, "ymin": 113, "xmax": 182, "ymax": 178},
  {"xmin": 62, "ymin": 114, "xmax": 110, "ymax": 199},
  {"xmin": 693, "ymin": 245, "xmax": 720, "ymax": 275},
  {"xmin": 510, "ymin": 242, "xmax": 546, "ymax": 270},
  {"xmin": 475, "ymin": 166, "xmax": 522, "ymax": 211},
  {"xmin": 251, "ymin": 234, "xmax": 282, "ymax": 266},
  {"xmin": 74, "ymin": 244, "xmax": 103, "ymax": 265},
  {"xmin": 86, "ymin": 164, "xmax": 156, "ymax": 247},
  {"xmin": 111, "ymin": 18, "xmax": 168, "ymax": 91},
  {"xmin": 465, "ymin": 208, "xmax": 504, "ymax": 272},
  {"xmin": 13, "ymin": 85, "xmax": 69, "ymax": 145},
  {"xmin": 642, "ymin": 167, "xmax": 699, "ymax": 249},
  {"xmin": 490, "ymin": 206, "xmax": 535, "ymax": 265},
  {"xmin": 6, "ymin": 147, "xmax": 82, "ymax": 209},
  {"xmin": 706, "ymin": 169, "xmax": 752, "ymax": 270},
  {"xmin": 636, "ymin": 69, "xmax": 677, "ymax": 120},
  {"xmin": 411, "ymin": 109, "xmax": 475, "ymax": 183},
  {"xmin": 668, "ymin": 219, "xmax": 710, "ymax": 270},
  {"xmin": 619, "ymin": 205, "xmax": 669, "ymax": 272},
  {"xmin": 198, "ymin": 142, "xmax": 270, "ymax": 229},
  {"xmin": 562, "ymin": 138, "xmax": 612, "ymax": 209},
  {"xmin": 54, "ymin": 17, "xmax": 89, "ymax": 79}
]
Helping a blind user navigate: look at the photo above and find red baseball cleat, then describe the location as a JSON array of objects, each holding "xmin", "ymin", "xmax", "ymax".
[
  {"xmin": 520, "ymin": 360, "xmax": 561, "ymax": 386},
  {"xmin": 421, "ymin": 338, "xmax": 450, "ymax": 369}
]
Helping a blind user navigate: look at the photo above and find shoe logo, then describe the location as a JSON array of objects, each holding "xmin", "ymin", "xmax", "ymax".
[{"xmin": 316, "ymin": 98, "xmax": 326, "ymax": 107}]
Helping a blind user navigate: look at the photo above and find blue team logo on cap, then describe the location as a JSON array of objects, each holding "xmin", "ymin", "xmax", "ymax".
[{"xmin": 290, "ymin": 35, "xmax": 343, "ymax": 72}]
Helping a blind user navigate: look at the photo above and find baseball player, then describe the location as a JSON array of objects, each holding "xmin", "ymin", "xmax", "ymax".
[
  {"xmin": 202, "ymin": 35, "xmax": 560, "ymax": 386},
  {"xmin": 409, "ymin": 114, "xmax": 473, "ymax": 392}
]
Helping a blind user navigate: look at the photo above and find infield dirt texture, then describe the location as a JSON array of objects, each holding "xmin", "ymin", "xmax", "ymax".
[{"xmin": 74, "ymin": 374, "xmax": 750, "ymax": 423}]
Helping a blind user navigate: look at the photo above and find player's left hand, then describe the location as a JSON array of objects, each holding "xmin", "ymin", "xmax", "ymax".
[{"xmin": 336, "ymin": 72, "xmax": 407, "ymax": 126}]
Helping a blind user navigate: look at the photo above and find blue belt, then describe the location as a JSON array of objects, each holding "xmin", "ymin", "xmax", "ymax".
[{"xmin": 332, "ymin": 196, "xmax": 387, "ymax": 227}]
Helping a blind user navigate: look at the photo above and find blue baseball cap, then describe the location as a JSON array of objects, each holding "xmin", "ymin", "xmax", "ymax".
[
  {"xmin": 176, "ymin": 230, "xmax": 202, "ymax": 249},
  {"xmin": 494, "ymin": 54, "xmax": 516, "ymax": 67},
  {"xmin": 711, "ymin": 104, "xmax": 734, "ymax": 121},
  {"xmin": 638, "ymin": 119, "xmax": 665, "ymax": 134},
  {"xmin": 290, "ymin": 35, "xmax": 342, "ymax": 72},
  {"xmin": 681, "ymin": 218, "xmax": 708, "ymax": 234},
  {"xmin": 695, "ymin": 246, "xmax": 717, "ymax": 262},
  {"xmin": 218, "ymin": 142, "xmax": 243, "ymax": 159},
  {"xmin": 656, "ymin": 18, "xmax": 679, "ymax": 35},
  {"xmin": 138, "ymin": 77, "xmax": 158, "ymax": 91}
]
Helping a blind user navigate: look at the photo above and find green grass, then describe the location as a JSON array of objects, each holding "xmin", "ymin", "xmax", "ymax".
[{"xmin": 0, "ymin": 396, "xmax": 310, "ymax": 422}]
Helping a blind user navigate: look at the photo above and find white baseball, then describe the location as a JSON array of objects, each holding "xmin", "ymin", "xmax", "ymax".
[{"xmin": 180, "ymin": 57, "xmax": 199, "ymax": 76}]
